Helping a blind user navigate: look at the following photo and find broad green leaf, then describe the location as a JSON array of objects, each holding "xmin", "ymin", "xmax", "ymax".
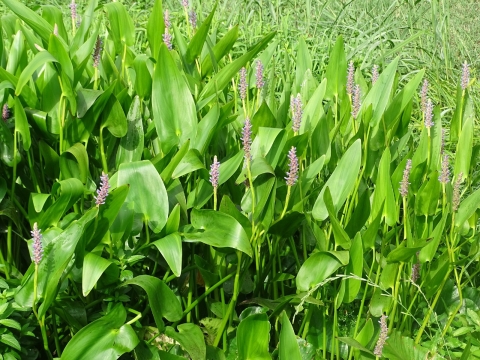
[
  {"xmin": 152, "ymin": 44, "xmax": 197, "ymax": 154},
  {"xmin": 337, "ymin": 337, "xmax": 373, "ymax": 355},
  {"xmin": 312, "ymin": 139, "xmax": 361, "ymax": 221},
  {"xmin": 14, "ymin": 97, "xmax": 31, "ymax": 150},
  {"xmin": 151, "ymin": 233, "xmax": 182, "ymax": 277},
  {"xmin": 184, "ymin": 209, "xmax": 252, "ymax": 257},
  {"xmin": 0, "ymin": 334, "xmax": 20, "ymax": 351},
  {"xmin": 165, "ymin": 324, "xmax": 206, "ymax": 360},
  {"xmin": 123, "ymin": 275, "xmax": 182, "ymax": 331},
  {"xmin": 323, "ymin": 188, "xmax": 351, "ymax": 249},
  {"xmin": 48, "ymin": 33, "xmax": 73, "ymax": 83},
  {"xmin": 1, "ymin": 0, "xmax": 53, "ymax": 43},
  {"xmin": 172, "ymin": 149, "xmax": 205, "ymax": 179},
  {"xmin": 39, "ymin": 178, "xmax": 84, "ymax": 229},
  {"xmin": 60, "ymin": 143, "xmax": 89, "ymax": 183},
  {"xmin": 104, "ymin": 3, "xmax": 135, "ymax": 52},
  {"xmin": 343, "ymin": 233, "xmax": 363, "ymax": 303},
  {"xmin": 16, "ymin": 51, "xmax": 57, "ymax": 96},
  {"xmin": 386, "ymin": 242, "xmax": 425, "ymax": 263},
  {"xmin": 70, "ymin": 0, "xmax": 98, "ymax": 54},
  {"xmin": 0, "ymin": 120, "xmax": 19, "ymax": 167},
  {"xmin": 300, "ymin": 79, "xmax": 326, "ymax": 134},
  {"xmin": 419, "ymin": 210, "xmax": 448, "ymax": 263},
  {"xmin": 61, "ymin": 304, "xmax": 139, "ymax": 360},
  {"xmin": 454, "ymin": 115, "xmax": 473, "ymax": 181},
  {"xmin": 199, "ymin": 31, "xmax": 276, "ymax": 103},
  {"xmin": 146, "ymin": 0, "xmax": 164, "ymax": 60},
  {"xmin": 382, "ymin": 331, "xmax": 428, "ymax": 360},
  {"xmin": 325, "ymin": 36, "xmax": 346, "ymax": 100},
  {"xmin": 15, "ymin": 209, "xmax": 98, "ymax": 317},
  {"xmin": 279, "ymin": 312, "xmax": 301, "ymax": 360},
  {"xmin": 191, "ymin": 105, "xmax": 219, "ymax": 154},
  {"xmin": 218, "ymin": 151, "xmax": 244, "ymax": 185},
  {"xmin": 294, "ymin": 37, "xmax": 312, "ymax": 94},
  {"xmin": 118, "ymin": 161, "xmax": 168, "ymax": 233},
  {"xmin": 360, "ymin": 57, "xmax": 399, "ymax": 127},
  {"xmin": 116, "ymin": 96, "xmax": 144, "ymax": 166},
  {"xmin": 414, "ymin": 173, "xmax": 441, "ymax": 216},
  {"xmin": 186, "ymin": 4, "xmax": 216, "ymax": 64},
  {"xmin": 133, "ymin": 55, "xmax": 152, "ymax": 99},
  {"xmin": 82, "ymin": 252, "xmax": 115, "ymax": 296},
  {"xmin": 237, "ymin": 313, "xmax": 271, "ymax": 360},
  {"xmin": 201, "ymin": 25, "xmax": 239, "ymax": 77},
  {"xmin": 371, "ymin": 148, "xmax": 397, "ymax": 225},
  {"xmin": 100, "ymin": 95, "xmax": 128, "ymax": 138},
  {"xmin": 296, "ymin": 251, "xmax": 349, "ymax": 291},
  {"xmin": 455, "ymin": 186, "xmax": 480, "ymax": 229}
]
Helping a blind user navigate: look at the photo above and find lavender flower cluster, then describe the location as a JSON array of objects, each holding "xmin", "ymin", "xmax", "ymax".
[
  {"xmin": 374, "ymin": 314, "xmax": 388, "ymax": 356},
  {"xmin": 290, "ymin": 94, "xmax": 302, "ymax": 133},
  {"xmin": 285, "ymin": 147, "xmax": 299, "ymax": 186},
  {"xmin": 31, "ymin": 223, "xmax": 43, "ymax": 265},
  {"xmin": 163, "ymin": 10, "xmax": 173, "ymax": 50},
  {"xmin": 347, "ymin": 61, "xmax": 354, "ymax": 96},
  {"xmin": 210, "ymin": 156, "xmax": 220, "ymax": 188},
  {"xmin": 255, "ymin": 60, "xmax": 264, "ymax": 89},
  {"xmin": 239, "ymin": 67, "xmax": 248, "ymax": 101},
  {"xmin": 399, "ymin": 159, "xmax": 412, "ymax": 198},
  {"xmin": 95, "ymin": 172, "xmax": 110, "ymax": 206},
  {"xmin": 93, "ymin": 36, "xmax": 103, "ymax": 68},
  {"xmin": 242, "ymin": 118, "xmax": 252, "ymax": 164}
]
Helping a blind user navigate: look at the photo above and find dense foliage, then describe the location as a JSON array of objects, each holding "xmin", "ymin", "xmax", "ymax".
[{"xmin": 0, "ymin": 0, "xmax": 479, "ymax": 359}]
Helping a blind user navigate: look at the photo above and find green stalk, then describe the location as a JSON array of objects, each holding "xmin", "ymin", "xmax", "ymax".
[
  {"xmin": 388, "ymin": 263, "xmax": 404, "ymax": 331},
  {"xmin": 280, "ymin": 185, "xmax": 292, "ymax": 220},
  {"xmin": 27, "ymin": 149, "xmax": 41, "ymax": 193},
  {"xmin": 99, "ymin": 127, "xmax": 108, "ymax": 173},
  {"xmin": 51, "ymin": 310, "xmax": 61, "ymax": 357},
  {"xmin": 213, "ymin": 252, "xmax": 242, "ymax": 347},
  {"xmin": 213, "ymin": 186, "xmax": 218, "ymax": 211},
  {"xmin": 94, "ymin": 67, "xmax": 99, "ymax": 90},
  {"xmin": 121, "ymin": 42, "xmax": 127, "ymax": 82}
]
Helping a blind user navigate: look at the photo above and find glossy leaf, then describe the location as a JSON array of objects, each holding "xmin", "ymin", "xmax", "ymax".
[
  {"xmin": 82, "ymin": 253, "xmax": 115, "ymax": 296},
  {"xmin": 14, "ymin": 97, "xmax": 31, "ymax": 150},
  {"xmin": 146, "ymin": 0, "xmax": 164, "ymax": 60},
  {"xmin": 116, "ymin": 96, "xmax": 144, "ymax": 166},
  {"xmin": 237, "ymin": 313, "xmax": 271, "ymax": 360},
  {"xmin": 117, "ymin": 161, "xmax": 168, "ymax": 233},
  {"xmin": 151, "ymin": 233, "xmax": 182, "ymax": 277},
  {"xmin": 61, "ymin": 304, "xmax": 139, "ymax": 360},
  {"xmin": 152, "ymin": 44, "xmax": 197, "ymax": 154},
  {"xmin": 165, "ymin": 324, "xmax": 206, "ymax": 360},
  {"xmin": 184, "ymin": 208, "xmax": 252, "ymax": 257},
  {"xmin": 279, "ymin": 311, "xmax": 301, "ymax": 360},
  {"xmin": 297, "ymin": 251, "xmax": 349, "ymax": 291}
]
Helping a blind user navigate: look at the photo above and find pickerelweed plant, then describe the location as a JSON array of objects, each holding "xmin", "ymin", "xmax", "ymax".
[{"xmin": 0, "ymin": 0, "xmax": 479, "ymax": 359}]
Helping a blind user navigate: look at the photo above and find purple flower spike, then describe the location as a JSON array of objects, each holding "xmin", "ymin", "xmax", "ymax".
[
  {"xmin": 424, "ymin": 98, "xmax": 434, "ymax": 129},
  {"xmin": 291, "ymin": 93, "xmax": 303, "ymax": 133},
  {"xmin": 438, "ymin": 155, "xmax": 450, "ymax": 184},
  {"xmin": 420, "ymin": 79, "xmax": 428, "ymax": 113},
  {"xmin": 374, "ymin": 314, "xmax": 389, "ymax": 357},
  {"xmin": 93, "ymin": 36, "xmax": 103, "ymax": 68},
  {"xmin": 2, "ymin": 104, "xmax": 10, "ymax": 122},
  {"xmin": 372, "ymin": 65, "xmax": 379, "ymax": 85},
  {"xmin": 411, "ymin": 262, "xmax": 421, "ymax": 283},
  {"xmin": 210, "ymin": 156, "xmax": 220, "ymax": 188},
  {"xmin": 70, "ymin": 0, "xmax": 77, "ymax": 23},
  {"xmin": 461, "ymin": 61, "xmax": 470, "ymax": 91},
  {"xmin": 163, "ymin": 10, "xmax": 172, "ymax": 50},
  {"xmin": 242, "ymin": 118, "xmax": 252, "ymax": 164},
  {"xmin": 399, "ymin": 159, "xmax": 412, "ymax": 198},
  {"xmin": 181, "ymin": 0, "xmax": 189, "ymax": 8},
  {"xmin": 95, "ymin": 172, "xmax": 110, "ymax": 206},
  {"xmin": 31, "ymin": 223, "xmax": 43, "ymax": 265},
  {"xmin": 239, "ymin": 67, "xmax": 248, "ymax": 101},
  {"xmin": 285, "ymin": 147, "xmax": 299, "ymax": 186},
  {"xmin": 347, "ymin": 61, "xmax": 354, "ymax": 96},
  {"xmin": 189, "ymin": 10, "xmax": 197, "ymax": 29},
  {"xmin": 351, "ymin": 85, "xmax": 361, "ymax": 119},
  {"xmin": 255, "ymin": 60, "xmax": 264, "ymax": 89}
]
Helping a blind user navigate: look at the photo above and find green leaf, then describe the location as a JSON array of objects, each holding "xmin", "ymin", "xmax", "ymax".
[
  {"xmin": 116, "ymin": 96, "xmax": 144, "ymax": 166},
  {"xmin": 152, "ymin": 44, "xmax": 197, "ymax": 154},
  {"xmin": 199, "ymin": 31, "xmax": 275, "ymax": 103},
  {"xmin": 100, "ymin": 95, "xmax": 128, "ymax": 138},
  {"xmin": 82, "ymin": 253, "xmax": 115, "ymax": 296},
  {"xmin": 386, "ymin": 242, "xmax": 425, "ymax": 263},
  {"xmin": 371, "ymin": 148, "xmax": 397, "ymax": 225},
  {"xmin": 60, "ymin": 143, "xmax": 89, "ymax": 183},
  {"xmin": 279, "ymin": 312, "xmax": 302, "ymax": 360},
  {"xmin": 186, "ymin": 4, "xmax": 216, "ymax": 64},
  {"xmin": 15, "ymin": 208, "xmax": 98, "ymax": 317},
  {"xmin": 14, "ymin": 97, "xmax": 31, "ymax": 150},
  {"xmin": 1, "ymin": 0, "xmax": 53, "ymax": 43},
  {"xmin": 165, "ymin": 324, "xmax": 206, "ymax": 360},
  {"xmin": 382, "ymin": 331, "xmax": 428, "ymax": 360},
  {"xmin": 312, "ymin": 139, "xmax": 361, "ymax": 221},
  {"xmin": 455, "ymin": 187, "xmax": 480, "ymax": 229},
  {"xmin": 118, "ymin": 161, "xmax": 169, "ymax": 233},
  {"xmin": 237, "ymin": 313, "xmax": 271, "ymax": 360},
  {"xmin": 151, "ymin": 233, "xmax": 182, "ymax": 277},
  {"xmin": 0, "ymin": 319, "xmax": 21, "ymax": 330},
  {"xmin": 61, "ymin": 304, "xmax": 139, "ymax": 360},
  {"xmin": 296, "ymin": 251, "xmax": 349, "ymax": 291},
  {"xmin": 16, "ymin": 50, "xmax": 57, "ymax": 96},
  {"xmin": 201, "ymin": 25, "xmax": 239, "ymax": 77},
  {"xmin": 146, "ymin": 0, "xmax": 164, "ymax": 60},
  {"xmin": 325, "ymin": 36, "xmax": 346, "ymax": 100},
  {"xmin": 337, "ymin": 337, "xmax": 373, "ymax": 355},
  {"xmin": 454, "ymin": 115, "xmax": 473, "ymax": 181},
  {"xmin": 39, "ymin": 178, "xmax": 84, "ymax": 229},
  {"xmin": 323, "ymin": 188, "xmax": 351, "ymax": 249},
  {"xmin": 123, "ymin": 275, "xmax": 182, "ymax": 331},
  {"xmin": 0, "ymin": 334, "xmax": 20, "ymax": 351},
  {"xmin": 70, "ymin": 0, "xmax": 98, "ymax": 55},
  {"xmin": 133, "ymin": 55, "xmax": 152, "ymax": 99},
  {"xmin": 172, "ymin": 149, "xmax": 205, "ymax": 179},
  {"xmin": 104, "ymin": 3, "xmax": 135, "ymax": 52},
  {"xmin": 48, "ymin": 33, "xmax": 73, "ymax": 83},
  {"xmin": 184, "ymin": 208, "xmax": 252, "ymax": 257},
  {"xmin": 361, "ymin": 57, "xmax": 399, "ymax": 127},
  {"xmin": 343, "ymin": 233, "xmax": 363, "ymax": 303},
  {"xmin": 294, "ymin": 37, "xmax": 313, "ymax": 93}
]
